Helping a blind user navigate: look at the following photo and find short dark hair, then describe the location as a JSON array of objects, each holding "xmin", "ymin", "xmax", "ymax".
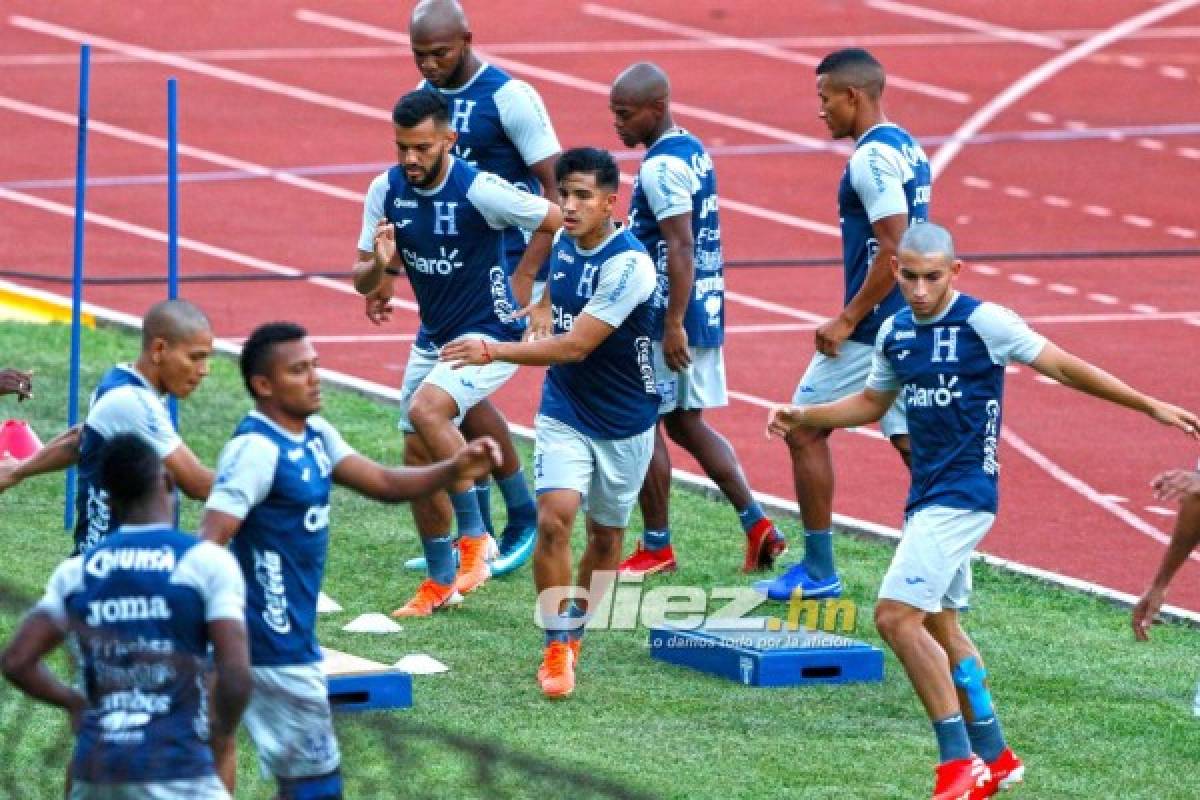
[
  {"xmin": 392, "ymin": 88, "xmax": 450, "ymax": 128},
  {"xmin": 100, "ymin": 433, "xmax": 162, "ymax": 513},
  {"xmin": 240, "ymin": 322, "xmax": 308, "ymax": 398},
  {"xmin": 554, "ymin": 147, "xmax": 620, "ymax": 191},
  {"xmin": 815, "ymin": 48, "xmax": 885, "ymax": 96}
]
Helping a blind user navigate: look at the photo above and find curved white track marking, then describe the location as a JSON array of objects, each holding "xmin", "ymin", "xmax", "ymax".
[
  {"xmin": 930, "ymin": 0, "xmax": 1200, "ymax": 177},
  {"xmin": 579, "ymin": 3, "xmax": 970, "ymax": 104},
  {"xmin": 1001, "ymin": 427, "xmax": 1199, "ymax": 560}
]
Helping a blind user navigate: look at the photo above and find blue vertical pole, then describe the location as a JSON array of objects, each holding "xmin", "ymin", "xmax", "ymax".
[
  {"xmin": 65, "ymin": 43, "xmax": 91, "ymax": 532},
  {"xmin": 166, "ymin": 77, "xmax": 180, "ymax": 428}
]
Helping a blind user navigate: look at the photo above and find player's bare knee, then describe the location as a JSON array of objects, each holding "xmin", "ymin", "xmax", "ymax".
[
  {"xmin": 874, "ymin": 600, "xmax": 918, "ymax": 643},
  {"xmin": 403, "ymin": 434, "xmax": 430, "ymax": 466},
  {"xmin": 785, "ymin": 425, "xmax": 829, "ymax": 453}
]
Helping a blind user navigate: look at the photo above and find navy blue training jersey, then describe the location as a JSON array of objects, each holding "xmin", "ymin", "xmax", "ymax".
[
  {"xmin": 628, "ymin": 129, "xmax": 725, "ymax": 348},
  {"xmin": 540, "ymin": 228, "xmax": 661, "ymax": 439},
  {"xmin": 75, "ymin": 366, "xmax": 180, "ymax": 553},
  {"xmin": 206, "ymin": 412, "xmax": 354, "ymax": 667},
  {"xmin": 839, "ymin": 123, "xmax": 931, "ymax": 345},
  {"xmin": 868, "ymin": 293, "xmax": 1046, "ymax": 514},
  {"xmin": 39, "ymin": 525, "xmax": 244, "ymax": 785},
  {"xmin": 378, "ymin": 158, "xmax": 550, "ymax": 347}
]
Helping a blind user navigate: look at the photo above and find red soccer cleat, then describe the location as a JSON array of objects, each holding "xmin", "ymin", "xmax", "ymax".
[
  {"xmin": 970, "ymin": 748, "xmax": 1024, "ymax": 798},
  {"xmin": 742, "ymin": 518, "xmax": 788, "ymax": 573},
  {"xmin": 617, "ymin": 543, "xmax": 677, "ymax": 576},
  {"xmin": 933, "ymin": 755, "xmax": 990, "ymax": 800}
]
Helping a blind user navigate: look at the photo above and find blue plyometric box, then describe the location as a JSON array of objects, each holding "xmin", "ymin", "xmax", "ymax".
[
  {"xmin": 649, "ymin": 623, "xmax": 884, "ymax": 687},
  {"xmin": 321, "ymin": 647, "xmax": 413, "ymax": 712}
]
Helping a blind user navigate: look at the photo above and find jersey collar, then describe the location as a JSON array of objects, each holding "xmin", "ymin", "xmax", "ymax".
[
  {"xmin": 249, "ymin": 410, "xmax": 309, "ymax": 442},
  {"xmin": 434, "ymin": 62, "xmax": 488, "ymax": 95},
  {"xmin": 411, "ymin": 156, "xmax": 457, "ymax": 197}
]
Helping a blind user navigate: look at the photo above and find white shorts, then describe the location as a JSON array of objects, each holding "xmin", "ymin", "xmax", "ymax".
[
  {"xmin": 533, "ymin": 414, "xmax": 655, "ymax": 528},
  {"xmin": 793, "ymin": 340, "xmax": 907, "ymax": 438},
  {"xmin": 653, "ymin": 343, "xmax": 728, "ymax": 414},
  {"xmin": 397, "ymin": 334, "xmax": 519, "ymax": 433},
  {"xmin": 243, "ymin": 664, "xmax": 340, "ymax": 780},
  {"xmin": 878, "ymin": 506, "xmax": 996, "ymax": 613},
  {"xmin": 69, "ymin": 776, "xmax": 229, "ymax": 800}
]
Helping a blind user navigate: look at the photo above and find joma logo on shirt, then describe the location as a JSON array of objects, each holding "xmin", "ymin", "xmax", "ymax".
[{"xmin": 85, "ymin": 595, "xmax": 172, "ymax": 626}]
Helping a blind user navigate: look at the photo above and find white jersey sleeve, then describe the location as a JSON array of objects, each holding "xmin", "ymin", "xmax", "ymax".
[
  {"xmin": 639, "ymin": 154, "xmax": 696, "ymax": 220},
  {"xmin": 468, "ymin": 171, "xmax": 552, "ymax": 231},
  {"xmin": 848, "ymin": 141, "xmax": 912, "ymax": 223},
  {"xmin": 85, "ymin": 386, "xmax": 181, "ymax": 459},
  {"xmin": 969, "ymin": 302, "xmax": 1047, "ymax": 366},
  {"xmin": 866, "ymin": 315, "xmax": 903, "ymax": 393},
  {"xmin": 172, "ymin": 542, "xmax": 247, "ymax": 622},
  {"xmin": 204, "ymin": 433, "xmax": 278, "ymax": 520},
  {"xmin": 34, "ymin": 556, "xmax": 85, "ymax": 628},
  {"xmin": 357, "ymin": 171, "xmax": 391, "ymax": 253},
  {"xmin": 494, "ymin": 79, "xmax": 561, "ymax": 167},
  {"xmin": 582, "ymin": 250, "xmax": 657, "ymax": 328},
  {"xmin": 307, "ymin": 415, "xmax": 356, "ymax": 468}
]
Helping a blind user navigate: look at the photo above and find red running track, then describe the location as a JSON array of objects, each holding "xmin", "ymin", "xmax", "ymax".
[{"xmin": 1, "ymin": 1, "xmax": 1199, "ymax": 609}]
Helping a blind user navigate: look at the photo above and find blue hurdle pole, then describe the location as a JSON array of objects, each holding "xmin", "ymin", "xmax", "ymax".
[
  {"xmin": 64, "ymin": 43, "xmax": 91, "ymax": 532},
  {"xmin": 166, "ymin": 77, "xmax": 180, "ymax": 427}
]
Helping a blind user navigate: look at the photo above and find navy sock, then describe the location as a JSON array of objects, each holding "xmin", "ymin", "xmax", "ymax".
[
  {"xmin": 932, "ymin": 713, "xmax": 973, "ymax": 763},
  {"xmin": 565, "ymin": 601, "xmax": 588, "ymax": 642},
  {"xmin": 542, "ymin": 609, "xmax": 570, "ymax": 645},
  {"xmin": 450, "ymin": 489, "xmax": 486, "ymax": 539},
  {"xmin": 737, "ymin": 501, "xmax": 767, "ymax": 534},
  {"xmin": 497, "ymin": 471, "xmax": 536, "ymax": 526},
  {"xmin": 474, "ymin": 479, "xmax": 495, "ymax": 535},
  {"xmin": 801, "ymin": 527, "xmax": 834, "ymax": 579},
  {"xmin": 967, "ymin": 715, "xmax": 1007, "ymax": 764},
  {"xmin": 643, "ymin": 528, "xmax": 671, "ymax": 551},
  {"xmin": 423, "ymin": 535, "xmax": 456, "ymax": 586}
]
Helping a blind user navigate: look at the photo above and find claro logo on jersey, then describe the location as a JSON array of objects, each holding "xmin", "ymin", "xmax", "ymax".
[
  {"xmin": 403, "ymin": 246, "xmax": 463, "ymax": 275},
  {"xmin": 254, "ymin": 549, "xmax": 291, "ymax": 635},
  {"xmin": 904, "ymin": 374, "xmax": 962, "ymax": 409}
]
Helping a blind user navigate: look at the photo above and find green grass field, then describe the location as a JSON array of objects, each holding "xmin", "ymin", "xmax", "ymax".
[{"xmin": 0, "ymin": 320, "xmax": 1198, "ymax": 799}]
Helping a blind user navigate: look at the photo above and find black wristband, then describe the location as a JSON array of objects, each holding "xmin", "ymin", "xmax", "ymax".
[{"xmin": 384, "ymin": 267, "xmax": 401, "ymax": 276}]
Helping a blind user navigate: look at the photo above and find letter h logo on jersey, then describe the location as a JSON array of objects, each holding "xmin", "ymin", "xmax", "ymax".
[
  {"xmin": 930, "ymin": 326, "xmax": 960, "ymax": 363},
  {"xmin": 450, "ymin": 99, "xmax": 476, "ymax": 133},
  {"xmin": 576, "ymin": 262, "xmax": 599, "ymax": 300},
  {"xmin": 433, "ymin": 202, "xmax": 459, "ymax": 236}
]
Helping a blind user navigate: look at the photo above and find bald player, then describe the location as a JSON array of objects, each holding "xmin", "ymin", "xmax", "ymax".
[
  {"xmin": 0, "ymin": 299, "xmax": 215, "ymax": 552},
  {"xmin": 608, "ymin": 62, "xmax": 787, "ymax": 577},
  {"xmin": 760, "ymin": 48, "xmax": 930, "ymax": 604},
  {"xmin": 365, "ymin": 0, "xmax": 562, "ymax": 574}
]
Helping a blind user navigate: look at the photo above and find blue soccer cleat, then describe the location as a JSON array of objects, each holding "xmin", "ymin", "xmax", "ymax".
[
  {"xmin": 753, "ymin": 563, "xmax": 843, "ymax": 602},
  {"xmin": 490, "ymin": 522, "xmax": 537, "ymax": 577}
]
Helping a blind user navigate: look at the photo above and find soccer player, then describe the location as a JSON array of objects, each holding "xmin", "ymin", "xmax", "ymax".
[
  {"xmin": 0, "ymin": 300, "xmax": 215, "ymax": 552},
  {"xmin": 363, "ymin": 0, "xmax": 563, "ymax": 574},
  {"xmin": 1, "ymin": 433, "xmax": 251, "ymax": 800},
  {"xmin": 608, "ymin": 62, "xmax": 787, "ymax": 577},
  {"xmin": 354, "ymin": 88, "xmax": 561, "ymax": 615},
  {"xmin": 767, "ymin": 222, "xmax": 1199, "ymax": 799},
  {"xmin": 441, "ymin": 146, "xmax": 659, "ymax": 698},
  {"xmin": 762, "ymin": 48, "xmax": 930, "ymax": 602},
  {"xmin": 199, "ymin": 322, "xmax": 501, "ymax": 798}
]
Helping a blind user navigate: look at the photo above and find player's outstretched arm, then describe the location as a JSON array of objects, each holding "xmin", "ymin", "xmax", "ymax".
[
  {"xmin": 510, "ymin": 161, "xmax": 563, "ymax": 308},
  {"xmin": 766, "ymin": 388, "xmax": 896, "ymax": 439},
  {"xmin": 0, "ymin": 425, "xmax": 82, "ymax": 493},
  {"xmin": 333, "ymin": 437, "xmax": 502, "ymax": 503},
  {"xmin": 1029, "ymin": 343, "xmax": 1200, "ymax": 437},
  {"xmin": 441, "ymin": 313, "xmax": 617, "ymax": 368},
  {"xmin": 163, "ymin": 444, "xmax": 215, "ymax": 500},
  {"xmin": 0, "ymin": 611, "xmax": 87, "ymax": 726},
  {"xmin": 1133, "ymin": 489, "xmax": 1200, "ymax": 641}
]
